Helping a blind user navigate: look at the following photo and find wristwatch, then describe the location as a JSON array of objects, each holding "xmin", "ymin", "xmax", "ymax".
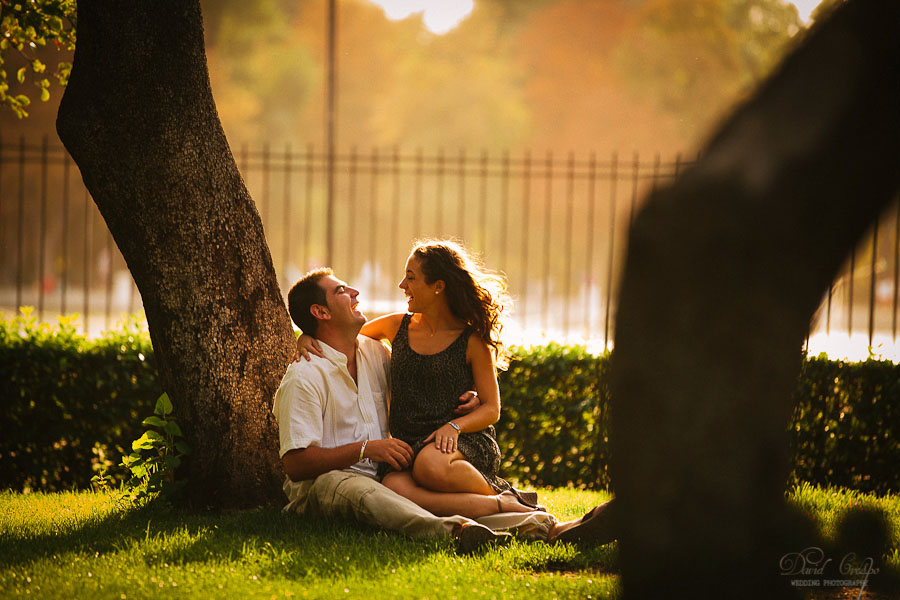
[{"xmin": 447, "ymin": 421, "xmax": 461, "ymax": 433}]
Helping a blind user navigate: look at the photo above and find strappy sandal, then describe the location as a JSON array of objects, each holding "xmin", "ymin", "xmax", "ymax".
[{"xmin": 499, "ymin": 488, "xmax": 546, "ymax": 512}]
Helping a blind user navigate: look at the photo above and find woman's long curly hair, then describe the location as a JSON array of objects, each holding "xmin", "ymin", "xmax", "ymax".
[{"xmin": 411, "ymin": 239, "xmax": 512, "ymax": 370}]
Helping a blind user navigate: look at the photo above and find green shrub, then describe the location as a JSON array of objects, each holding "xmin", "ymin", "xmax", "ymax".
[
  {"xmin": 497, "ymin": 343, "xmax": 610, "ymax": 490},
  {"xmin": 0, "ymin": 308, "xmax": 160, "ymax": 491},
  {"xmin": 2, "ymin": 311, "xmax": 898, "ymax": 494},
  {"xmin": 789, "ymin": 355, "xmax": 900, "ymax": 494}
]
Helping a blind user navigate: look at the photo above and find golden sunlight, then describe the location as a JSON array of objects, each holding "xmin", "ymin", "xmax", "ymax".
[{"xmin": 366, "ymin": 0, "xmax": 475, "ymax": 35}]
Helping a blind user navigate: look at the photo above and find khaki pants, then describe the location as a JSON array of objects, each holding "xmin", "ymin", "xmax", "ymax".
[{"xmin": 283, "ymin": 469, "xmax": 555, "ymax": 540}]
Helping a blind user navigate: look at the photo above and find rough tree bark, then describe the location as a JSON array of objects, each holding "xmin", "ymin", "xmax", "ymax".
[
  {"xmin": 56, "ymin": 0, "xmax": 295, "ymax": 508},
  {"xmin": 610, "ymin": 0, "xmax": 900, "ymax": 597}
]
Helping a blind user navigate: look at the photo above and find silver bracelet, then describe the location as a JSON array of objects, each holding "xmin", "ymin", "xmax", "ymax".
[
  {"xmin": 359, "ymin": 440, "xmax": 368, "ymax": 461},
  {"xmin": 447, "ymin": 421, "xmax": 461, "ymax": 433}
]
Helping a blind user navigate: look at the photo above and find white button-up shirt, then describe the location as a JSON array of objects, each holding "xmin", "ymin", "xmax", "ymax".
[{"xmin": 272, "ymin": 335, "xmax": 391, "ymax": 480}]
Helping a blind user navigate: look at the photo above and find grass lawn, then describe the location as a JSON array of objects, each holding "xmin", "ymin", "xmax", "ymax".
[{"xmin": 0, "ymin": 484, "xmax": 897, "ymax": 599}]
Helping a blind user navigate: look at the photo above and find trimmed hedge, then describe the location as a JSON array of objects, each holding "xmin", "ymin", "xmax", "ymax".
[
  {"xmin": 2, "ymin": 313, "xmax": 898, "ymax": 494},
  {"xmin": 789, "ymin": 356, "xmax": 900, "ymax": 494},
  {"xmin": 497, "ymin": 343, "xmax": 611, "ymax": 490},
  {"xmin": 498, "ymin": 349, "xmax": 900, "ymax": 495},
  {"xmin": 0, "ymin": 310, "xmax": 160, "ymax": 491}
]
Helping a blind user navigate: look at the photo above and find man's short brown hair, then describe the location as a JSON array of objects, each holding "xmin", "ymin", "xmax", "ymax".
[{"xmin": 287, "ymin": 268, "xmax": 333, "ymax": 336}]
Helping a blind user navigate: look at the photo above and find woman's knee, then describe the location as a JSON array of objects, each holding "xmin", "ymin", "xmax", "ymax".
[{"xmin": 412, "ymin": 447, "xmax": 452, "ymax": 490}]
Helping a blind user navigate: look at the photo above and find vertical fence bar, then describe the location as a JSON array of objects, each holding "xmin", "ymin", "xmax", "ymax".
[
  {"xmin": 584, "ymin": 152, "xmax": 597, "ymax": 336},
  {"xmin": 894, "ymin": 201, "xmax": 900, "ymax": 340},
  {"xmin": 390, "ymin": 147, "xmax": 400, "ymax": 282},
  {"xmin": 436, "ymin": 149, "xmax": 445, "ymax": 235},
  {"xmin": 500, "ymin": 150, "xmax": 510, "ymax": 265},
  {"xmin": 520, "ymin": 151, "xmax": 532, "ymax": 327},
  {"xmin": 848, "ymin": 247, "xmax": 856, "ymax": 337},
  {"xmin": 369, "ymin": 147, "xmax": 379, "ymax": 302},
  {"xmin": 61, "ymin": 152, "xmax": 71, "ymax": 314},
  {"xmin": 541, "ymin": 151, "xmax": 553, "ymax": 333},
  {"xmin": 304, "ymin": 144, "xmax": 314, "ymax": 272},
  {"xmin": 348, "ymin": 146, "xmax": 359, "ymax": 277},
  {"xmin": 479, "ymin": 149, "xmax": 488, "ymax": 252},
  {"xmin": 629, "ymin": 152, "xmax": 640, "ymax": 230},
  {"xmin": 651, "ymin": 153, "xmax": 661, "ymax": 192},
  {"xmin": 261, "ymin": 142, "xmax": 271, "ymax": 230},
  {"xmin": 83, "ymin": 188, "xmax": 91, "ymax": 335},
  {"xmin": 105, "ymin": 229, "xmax": 113, "ymax": 329},
  {"xmin": 17, "ymin": 137, "xmax": 25, "ymax": 310},
  {"xmin": 457, "ymin": 149, "xmax": 466, "ymax": 235},
  {"xmin": 282, "ymin": 143, "xmax": 293, "ymax": 283},
  {"xmin": 563, "ymin": 152, "xmax": 575, "ymax": 336},
  {"xmin": 868, "ymin": 214, "xmax": 879, "ymax": 348},
  {"xmin": 38, "ymin": 136, "xmax": 49, "ymax": 319},
  {"xmin": 413, "ymin": 148, "xmax": 423, "ymax": 237},
  {"xmin": 605, "ymin": 152, "xmax": 618, "ymax": 350}
]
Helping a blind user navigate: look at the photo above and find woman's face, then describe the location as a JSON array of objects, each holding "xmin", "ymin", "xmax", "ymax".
[{"xmin": 399, "ymin": 254, "xmax": 439, "ymax": 313}]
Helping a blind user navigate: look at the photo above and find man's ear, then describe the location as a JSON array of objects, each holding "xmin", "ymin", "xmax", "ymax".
[
  {"xmin": 434, "ymin": 280, "xmax": 446, "ymax": 294},
  {"xmin": 310, "ymin": 304, "xmax": 330, "ymax": 320}
]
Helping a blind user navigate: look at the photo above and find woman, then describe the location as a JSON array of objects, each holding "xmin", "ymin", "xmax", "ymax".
[{"xmin": 299, "ymin": 239, "xmax": 541, "ymax": 512}]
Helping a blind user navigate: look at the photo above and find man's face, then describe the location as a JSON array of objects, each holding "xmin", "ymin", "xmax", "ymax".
[{"xmin": 316, "ymin": 275, "xmax": 366, "ymax": 330}]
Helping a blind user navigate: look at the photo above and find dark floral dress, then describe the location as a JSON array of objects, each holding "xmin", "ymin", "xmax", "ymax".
[{"xmin": 384, "ymin": 313, "xmax": 512, "ymax": 493}]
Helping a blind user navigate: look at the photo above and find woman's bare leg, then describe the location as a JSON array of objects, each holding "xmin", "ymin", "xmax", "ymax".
[
  {"xmin": 383, "ymin": 471, "xmax": 534, "ymax": 518},
  {"xmin": 411, "ymin": 445, "xmax": 495, "ymax": 495}
]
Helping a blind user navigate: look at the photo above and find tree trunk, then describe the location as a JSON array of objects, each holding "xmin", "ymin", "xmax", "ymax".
[
  {"xmin": 56, "ymin": 0, "xmax": 294, "ymax": 508},
  {"xmin": 610, "ymin": 0, "xmax": 900, "ymax": 597}
]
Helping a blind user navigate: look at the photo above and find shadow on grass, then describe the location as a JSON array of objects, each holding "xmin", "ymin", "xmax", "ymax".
[{"xmin": 0, "ymin": 496, "xmax": 617, "ymax": 579}]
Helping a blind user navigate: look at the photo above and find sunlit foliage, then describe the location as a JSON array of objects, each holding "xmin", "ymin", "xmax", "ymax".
[{"xmin": 0, "ymin": 0, "xmax": 75, "ymax": 118}]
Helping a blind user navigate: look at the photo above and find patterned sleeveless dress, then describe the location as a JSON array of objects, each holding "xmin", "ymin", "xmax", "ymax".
[{"xmin": 385, "ymin": 313, "xmax": 512, "ymax": 493}]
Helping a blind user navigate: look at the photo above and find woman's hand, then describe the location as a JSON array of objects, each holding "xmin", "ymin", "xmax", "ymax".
[
  {"xmin": 294, "ymin": 333, "xmax": 324, "ymax": 362},
  {"xmin": 453, "ymin": 391, "xmax": 480, "ymax": 415},
  {"xmin": 424, "ymin": 423, "xmax": 459, "ymax": 454}
]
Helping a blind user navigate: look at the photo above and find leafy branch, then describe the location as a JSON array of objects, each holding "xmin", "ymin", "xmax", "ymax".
[{"xmin": 0, "ymin": 0, "xmax": 76, "ymax": 117}]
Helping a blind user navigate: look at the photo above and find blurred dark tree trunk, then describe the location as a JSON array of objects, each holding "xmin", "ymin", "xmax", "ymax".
[
  {"xmin": 610, "ymin": 0, "xmax": 900, "ymax": 597},
  {"xmin": 56, "ymin": 0, "xmax": 294, "ymax": 508}
]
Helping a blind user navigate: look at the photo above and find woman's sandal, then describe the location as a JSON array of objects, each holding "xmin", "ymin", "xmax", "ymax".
[{"xmin": 499, "ymin": 488, "xmax": 547, "ymax": 512}]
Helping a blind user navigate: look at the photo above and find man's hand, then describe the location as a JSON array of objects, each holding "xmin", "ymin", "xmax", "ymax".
[
  {"xmin": 453, "ymin": 390, "xmax": 480, "ymax": 415},
  {"xmin": 294, "ymin": 333, "xmax": 325, "ymax": 362},
  {"xmin": 364, "ymin": 438, "xmax": 414, "ymax": 471}
]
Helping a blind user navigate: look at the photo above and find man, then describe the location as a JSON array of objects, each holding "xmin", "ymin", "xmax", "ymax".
[{"xmin": 273, "ymin": 268, "xmax": 615, "ymax": 553}]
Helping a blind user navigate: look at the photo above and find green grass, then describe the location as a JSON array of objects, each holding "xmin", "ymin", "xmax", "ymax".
[{"xmin": 1, "ymin": 485, "xmax": 898, "ymax": 599}]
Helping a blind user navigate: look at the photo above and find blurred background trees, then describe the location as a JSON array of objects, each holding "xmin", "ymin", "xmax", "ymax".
[{"xmin": 3, "ymin": 0, "xmax": 811, "ymax": 154}]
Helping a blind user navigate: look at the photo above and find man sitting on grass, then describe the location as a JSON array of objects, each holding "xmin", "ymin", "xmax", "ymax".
[{"xmin": 273, "ymin": 268, "xmax": 616, "ymax": 553}]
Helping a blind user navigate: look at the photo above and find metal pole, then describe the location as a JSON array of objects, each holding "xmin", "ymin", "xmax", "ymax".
[{"xmin": 326, "ymin": 0, "xmax": 337, "ymax": 267}]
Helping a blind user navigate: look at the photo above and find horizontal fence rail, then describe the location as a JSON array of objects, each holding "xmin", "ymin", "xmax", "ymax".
[{"xmin": 1, "ymin": 136, "xmax": 899, "ymax": 359}]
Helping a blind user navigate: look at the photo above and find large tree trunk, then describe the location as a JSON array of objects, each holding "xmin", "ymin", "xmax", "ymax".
[
  {"xmin": 56, "ymin": 0, "xmax": 294, "ymax": 508},
  {"xmin": 610, "ymin": 0, "xmax": 900, "ymax": 596}
]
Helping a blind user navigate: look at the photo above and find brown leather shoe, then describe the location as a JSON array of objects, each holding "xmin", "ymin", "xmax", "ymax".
[
  {"xmin": 552, "ymin": 498, "xmax": 618, "ymax": 546},
  {"xmin": 456, "ymin": 522, "xmax": 513, "ymax": 555}
]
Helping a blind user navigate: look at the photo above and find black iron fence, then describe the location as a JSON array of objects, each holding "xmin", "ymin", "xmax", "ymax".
[{"xmin": 2, "ymin": 135, "xmax": 899, "ymax": 357}]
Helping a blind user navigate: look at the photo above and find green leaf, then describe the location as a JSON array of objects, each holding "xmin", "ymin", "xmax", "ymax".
[
  {"xmin": 164, "ymin": 456, "xmax": 181, "ymax": 470},
  {"xmin": 163, "ymin": 421, "xmax": 182, "ymax": 437},
  {"xmin": 142, "ymin": 416, "xmax": 166, "ymax": 428},
  {"xmin": 132, "ymin": 430, "xmax": 164, "ymax": 450},
  {"xmin": 175, "ymin": 441, "xmax": 192, "ymax": 455},
  {"xmin": 31, "ymin": 59, "xmax": 45, "ymax": 74},
  {"xmin": 155, "ymin": 393, "xmax": 173, "ymax": 416},
  {"xmin": 17, "ymin": 67, "xmax": 26, "ymax": 83},
  {"xmin": 39, "ymin": 87, "xmax": 49, "ymax": 102}
]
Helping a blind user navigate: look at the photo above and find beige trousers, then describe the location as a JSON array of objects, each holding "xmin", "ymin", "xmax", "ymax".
[{"xmin": 283, "ymin": 469, "xmax": 555, "ymax": 540}]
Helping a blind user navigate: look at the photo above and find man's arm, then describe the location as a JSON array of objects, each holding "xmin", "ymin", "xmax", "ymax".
[{"xmin": 282, "ymin": 438, "xmax": 415, "ymax": 482}]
